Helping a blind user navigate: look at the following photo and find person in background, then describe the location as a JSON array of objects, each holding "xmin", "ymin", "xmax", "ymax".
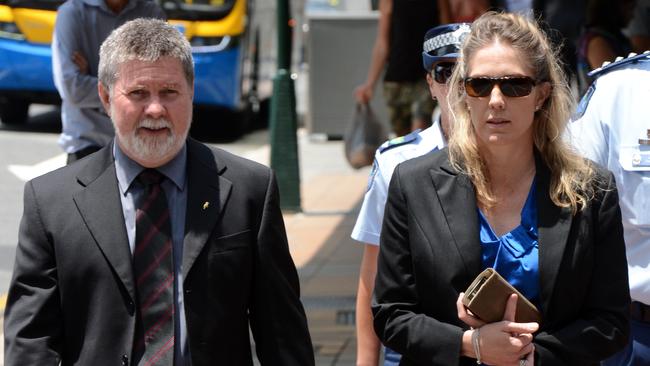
[
  {"xmin": 373, "ymin": 11, "xmax": 630, "ymax": 365},
  {"xmin": 570, "ymin": 53, "xmax": 650, "ymax": 366},
  {"xmin": 354, "ymin": 0, "xmax": 445, "ymax": 137},
  {"xmin": 4, "ymin": 18, "xmax": 314, "ymax": 366},
  {"xmin": 576, "ymin": 0, "xmax": 635, "ymax": 94},
  {"xmin": 351, "ymin": 23, "xmax": 470, "ymax": 366},
  {"xmin": 501, "ymin": 0, "xmax": 533, "ymax": 15},
  {"xmin": 533, "ymin": 0, "xmax": 586, "ymax": 83},
  {"xmin": 624, "ymin": 0, "xmax": 650, "ymax": 53},
  {"xmin": 52, "ymin": 0, "xmax": 165, "ymax": 164},
  {"xmin": 448, "ymin": 0, "xmax": 492, "ymax": 22}
]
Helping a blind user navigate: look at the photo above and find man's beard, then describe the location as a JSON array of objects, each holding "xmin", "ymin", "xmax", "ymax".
[{"xmin": 116, "ymin": 117, "xmax": 189, "ymax": 163}]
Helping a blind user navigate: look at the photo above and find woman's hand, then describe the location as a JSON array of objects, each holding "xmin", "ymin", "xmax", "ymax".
[
  {"xmin": 520, "ymin": 345, "xmax": 535, "ymax": 366},
  {"xmin": 459, "ymin": 293, "xmax": 539, "ymax": 366},
  {"xmin": 457, "ymin": 292, "xmax": 487, "ymax": 328}
]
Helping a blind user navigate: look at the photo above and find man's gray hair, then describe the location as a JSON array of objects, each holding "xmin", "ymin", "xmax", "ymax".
[{"xmin": 98, "ymin": 18, "xmax": 194, "ymax": 91}]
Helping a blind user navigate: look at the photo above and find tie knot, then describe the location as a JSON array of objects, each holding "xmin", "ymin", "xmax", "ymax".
[{"xmin": 137, "ymin": 169, "xmax": 165, "ymax": 186}]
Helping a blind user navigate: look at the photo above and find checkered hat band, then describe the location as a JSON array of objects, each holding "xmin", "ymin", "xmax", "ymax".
[{"xmin": 423, "ymin": 33, "xmax": 462, "ymax": 54}]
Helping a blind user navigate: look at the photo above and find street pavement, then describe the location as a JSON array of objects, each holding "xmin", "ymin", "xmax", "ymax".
[{"xmin": 0, "ymin": 125, "xmax": 370, "ymax": 365}]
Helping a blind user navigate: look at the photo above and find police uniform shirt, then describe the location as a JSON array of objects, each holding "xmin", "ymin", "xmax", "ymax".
[
  {"xmin": 570, "ymin": 58, "xmax": 650, "ymax": 305},
  {"xmin": 351, "ymin": 119, "xmax": 446, "ymax": 245}
]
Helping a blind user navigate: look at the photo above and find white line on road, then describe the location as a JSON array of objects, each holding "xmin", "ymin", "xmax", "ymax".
[
  {"xmin": 8, "ymin": 153, "xmax": 66, "ymax": 182},
  {"xmin": 6, "ymin": 144, "xmax": 268, "ymax": 183},
  {"xmin": 241, "ymin": 145, "xmax": 270, "ymax": 165}
]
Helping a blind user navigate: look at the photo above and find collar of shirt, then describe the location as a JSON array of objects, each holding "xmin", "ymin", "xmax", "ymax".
[
  {"xmin": 424, "ymin": 116, "xmax": 447, "ymax": 150},
  {"xmin": 436, "ymin": 116, "xmax": 447, "ymax": 149},
  {"xmin": 113, "ymin": 141, "xmax": 187, "ymax": 196}
]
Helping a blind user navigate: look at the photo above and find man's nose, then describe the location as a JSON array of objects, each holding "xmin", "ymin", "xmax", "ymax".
[{"xmin": 144, "ymin": 97, "xmax": 166, "ymax": 118}]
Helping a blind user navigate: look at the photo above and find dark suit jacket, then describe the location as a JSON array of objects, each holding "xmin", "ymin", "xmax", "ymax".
[
  {"xmin": 372, "ymin": 148, "xmax": 630, "ymax": 366},
  {"xmin": 3, "ymin": 139, "xmax": 315, "ymax": 366}
]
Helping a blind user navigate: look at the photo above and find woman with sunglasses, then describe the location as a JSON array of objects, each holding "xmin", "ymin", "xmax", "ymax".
[{"xmin": 372, "ymin": 11, "xmax": 630, "ymax": 366}]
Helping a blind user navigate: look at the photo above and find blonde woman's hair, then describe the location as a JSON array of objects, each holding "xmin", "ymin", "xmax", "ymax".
[{"xmin": 446, "ymin": 11, "xmax": 596, "ymax": 213}]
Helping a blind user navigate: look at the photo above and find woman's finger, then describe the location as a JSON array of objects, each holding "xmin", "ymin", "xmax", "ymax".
[
  {"xmin": 502, "ymin": 321, "xmax": 539, "ymax": 335},
  {"xmin": 456, "ymin": 292, "xmax": 486, "ymax": 328},
  {"xmin": 502, "ymin": 293, "xmax": 518, "ymax": 322}
]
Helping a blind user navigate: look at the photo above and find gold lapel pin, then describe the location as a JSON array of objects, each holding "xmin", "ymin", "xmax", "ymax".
[{"xmin": 202, "ymin": 201, "xmax": 210, "ymax": 210}]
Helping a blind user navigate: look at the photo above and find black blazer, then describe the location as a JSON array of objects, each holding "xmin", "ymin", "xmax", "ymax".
[
  {"xmin": 4, "ymin": 139, "xmax": 315, "ymax": 366},
  {"xmin": 372, "ymin": 149, "xmax": 630, "ymax": 366}
]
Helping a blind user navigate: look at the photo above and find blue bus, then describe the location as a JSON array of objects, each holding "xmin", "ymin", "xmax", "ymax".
[{"xmin": 0, "ymin": 0, "xmax": 276, "ymax": 136}]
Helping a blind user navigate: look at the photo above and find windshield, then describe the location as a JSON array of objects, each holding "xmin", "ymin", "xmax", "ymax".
[
  {"xmin": 160, "ymin": 0, "xmax": 237, "ymax": 21},
  {"xmin": 1, "ymin": 0, "xmax": 236, "ymax": 17}
]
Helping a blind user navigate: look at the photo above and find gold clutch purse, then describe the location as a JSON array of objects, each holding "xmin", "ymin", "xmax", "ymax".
[{"xmin": 462, "ymin": 268, "xmax": 542, "ymax": 324}]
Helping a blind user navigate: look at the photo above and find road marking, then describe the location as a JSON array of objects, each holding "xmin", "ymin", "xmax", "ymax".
[
  {"xmin": 5, "ymin": 146, "xmax": 268, "ymax": 183},
  {"xmin": 8, "ymin": 154, "xmax": 66, "ymax": 182},
  {"xmin": 0, "ymin": 293, "xmax": 6, "ymax": 313},
  {"xmin": 242, "ymin": 145, "xmax": 270, "ymax": 165}
]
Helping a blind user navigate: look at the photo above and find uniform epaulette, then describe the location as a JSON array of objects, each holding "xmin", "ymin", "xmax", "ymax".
[
  {"xmin": 588, "ymin": 51, "xmax": 650, "ymax": 79},
  {"xmin": 378, "ymin": 129, "xmax": 420, "ymax": 153}
]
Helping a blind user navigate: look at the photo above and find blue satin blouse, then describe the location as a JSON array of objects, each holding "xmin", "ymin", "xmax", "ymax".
[{"xmin": 478, "ymin": 180, "xmax": 540, "ymax": 307}]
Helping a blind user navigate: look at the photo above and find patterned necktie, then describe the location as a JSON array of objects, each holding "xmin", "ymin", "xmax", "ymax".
[{"xmin": 133, "ymin": 169, "xmax": 175, "ymax": 365}]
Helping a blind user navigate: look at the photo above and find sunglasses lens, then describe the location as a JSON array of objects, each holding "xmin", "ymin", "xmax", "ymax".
[
  {"xmin": 464, "ymin": 77, "xmax": 536, "ymax": 97},
  {"xmin": 434, "ymin": 62, "xmax": 454, "ymax": 84},
  {"xmin": 465, "ymin": 78, "xmax": 494, "ymax": 97},
  {"xmin": 500, "ymin": 78, "xmax": 535, "ymax": 97}
]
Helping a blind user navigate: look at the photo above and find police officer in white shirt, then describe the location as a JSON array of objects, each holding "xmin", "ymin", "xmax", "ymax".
[
  {"xmin": 570, "ymin": 52, "xmax": 650, "ymax": 366},
  {"xmin": 351, "ymin": 23, "xmax": 470, "ymax": 366}
]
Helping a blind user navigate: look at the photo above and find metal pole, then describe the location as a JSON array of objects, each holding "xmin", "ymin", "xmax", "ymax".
[{"xmin": 270, "ymin": 0, "xmax": 301, "ymax": 211}]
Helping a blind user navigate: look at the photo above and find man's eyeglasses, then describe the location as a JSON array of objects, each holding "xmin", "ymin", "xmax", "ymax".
[
  {"xmin": 464, "ymin": 76, "xmax": 538, "ymax": 98},
  {"xmin": 433, "ymin": 62, "xmax": 455, "ymax": 84}
]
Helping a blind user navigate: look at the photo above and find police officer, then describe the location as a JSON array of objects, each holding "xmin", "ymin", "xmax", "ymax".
[
  {"xmin": 570, "ymin": 52, "xmax": 650, "ymax": 366},
  {"xmin": 351, "ymin": 23, "xmax": 470, "ymax": 366}
]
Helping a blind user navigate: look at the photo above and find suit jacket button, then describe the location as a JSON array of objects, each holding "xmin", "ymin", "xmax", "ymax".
[
  {"xmin": 121, "ymin": 354, "xmax": 129, "ymax": 365},
  {"xmin": 184, "ymin": 288, "xmax": 192, "ymax": 294}
]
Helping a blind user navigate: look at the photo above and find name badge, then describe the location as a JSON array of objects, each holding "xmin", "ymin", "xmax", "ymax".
[
  {"xmin": 632, "ymin": 152, "xmax": 650, "ymax": 167},
  {"xmin": 620, "ymin": 146, "xmax": 650, "ymax": 171}
]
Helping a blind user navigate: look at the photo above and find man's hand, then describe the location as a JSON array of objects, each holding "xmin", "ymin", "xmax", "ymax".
[
  {"xmin": 72, "ymin": 51, "xmax": 89, "ymax": 74},
  {"xmin": 354, "ymin": 83, "xmax": 373, "ymax": 104}
]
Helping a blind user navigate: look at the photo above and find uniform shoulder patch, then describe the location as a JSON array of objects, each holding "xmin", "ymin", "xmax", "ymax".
[
  {"xmin": 574, "ymin": 83, "xmax": 596, "ymax": 120},
  {"xmin": 588, "ymin": 51, "xmax": 650, "ymax": 79},
  {"xmin": 366, "ymin": 159, "xmax": 379, "ymax": 192},
  {"xmin": 379, "ymin": 129, "xmax": 420, "ymax": 154}
]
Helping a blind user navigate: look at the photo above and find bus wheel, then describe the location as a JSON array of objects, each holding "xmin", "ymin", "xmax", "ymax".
[
  {"xmin": 191, "ymin": 105, "xmax": 248, "ymax": 142},
  {"xmin": 0, "ymin": 97, "xmax": 29, "ymax": 125}
]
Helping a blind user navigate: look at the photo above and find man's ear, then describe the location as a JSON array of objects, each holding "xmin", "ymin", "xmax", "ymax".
[{"xmin": 98, "ymin": 82, "xmax": 111, "ymax": 116}]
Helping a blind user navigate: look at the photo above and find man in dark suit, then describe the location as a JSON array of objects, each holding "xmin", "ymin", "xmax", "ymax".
[{"xmin": 3, "ymin": 18, "xmax": 314, "ymax": 366}]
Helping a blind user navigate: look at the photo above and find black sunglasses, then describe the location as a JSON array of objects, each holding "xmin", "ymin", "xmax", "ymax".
[
  {"xmin": 464, "ymin": 76, "xmax": 538, "ymax": 97},
  {"xmin": 433, "ymin": 62, "xmax": 455, "ymax": 84}
]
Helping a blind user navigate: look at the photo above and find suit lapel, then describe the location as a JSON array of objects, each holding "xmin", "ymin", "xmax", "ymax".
[
  {"xmin": 181, "ymin": 140, "xmax": 232, "ymax": 280},
  {"xmin": 429, "ymin": 157, "xmax": 482, "ymax": 277},
  {"xmin": 535, "ymin": 156, "xmax": 573, "ymax": 315},
  {"xmin": 73, "ymin": 145, "xmax": 135, "ymax": 301}
]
